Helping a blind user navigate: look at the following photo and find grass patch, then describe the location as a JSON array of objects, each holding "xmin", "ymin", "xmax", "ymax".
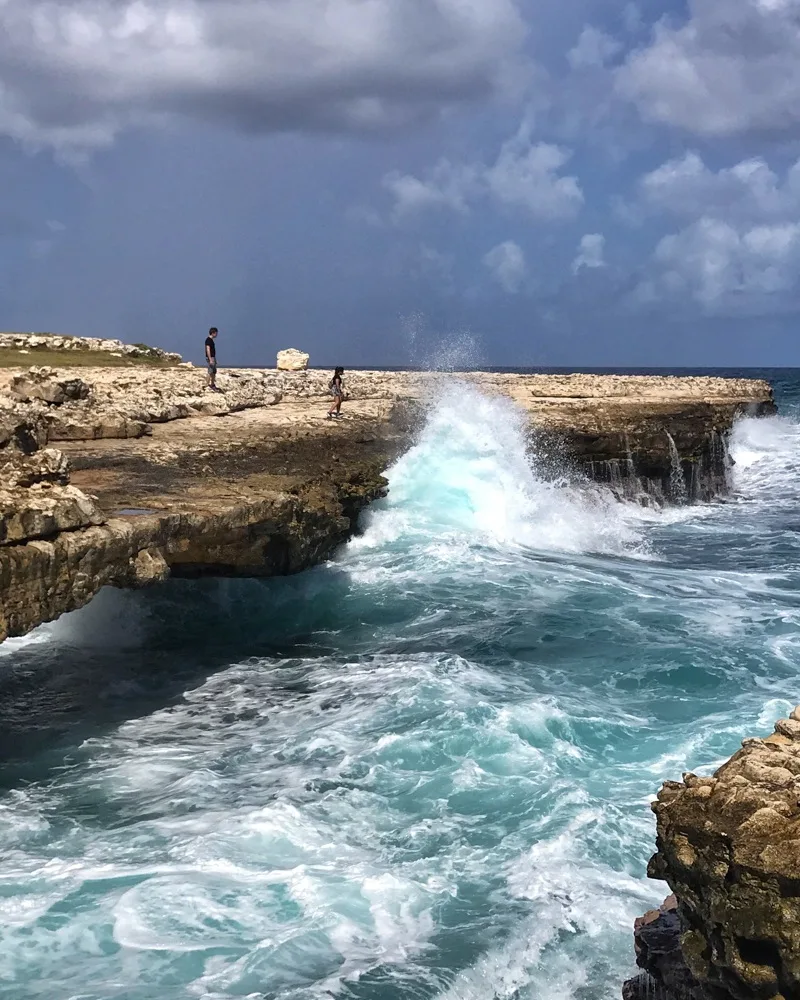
[{"xmin": 0, "ymin": 348, "xmax": 181, "ymax": 369}]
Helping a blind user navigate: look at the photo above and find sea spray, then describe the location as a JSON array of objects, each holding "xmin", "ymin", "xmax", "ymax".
[{"xmin": 350, "ymin": 385, "xmax": 648, "ymax": 560}]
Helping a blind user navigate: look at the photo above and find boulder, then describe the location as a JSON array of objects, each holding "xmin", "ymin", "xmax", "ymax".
[
  {"xmin": 277, "ymin": 348, "xmax": 310, "ymax": 371},
  {"xmin": 9, "ymin": 367, "xmax": 92, "ymax": 405}
]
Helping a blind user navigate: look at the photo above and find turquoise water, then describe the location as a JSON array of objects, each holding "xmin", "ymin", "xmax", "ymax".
[{"xmin": 2, "ymin": 376, "xmax": 800, "ymax": 1000}]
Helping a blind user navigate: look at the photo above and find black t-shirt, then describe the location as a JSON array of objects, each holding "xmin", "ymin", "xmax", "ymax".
[{"xmin": 205, "ymin": 336, "xmax": 216, "ymax": 360}]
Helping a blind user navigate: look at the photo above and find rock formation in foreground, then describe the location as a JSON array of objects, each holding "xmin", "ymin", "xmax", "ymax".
[
  {"xmin": 624, "ymin": 710, "xmax": 800, "ymax": 1000},
  {"xmin": 0, "ymin": 355, "xmax": 776, "ymax": 642}
]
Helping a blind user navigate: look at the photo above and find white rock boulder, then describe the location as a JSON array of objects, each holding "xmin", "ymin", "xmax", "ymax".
[{"xmin": 277, "ymin": 349, "xmax": 309, "ymax": 371}]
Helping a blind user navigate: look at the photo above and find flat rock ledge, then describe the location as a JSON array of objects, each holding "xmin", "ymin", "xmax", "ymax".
[
  {"xmin": 624, "ymin": 709, "xmax": 800, "ymax": 1000},
  {"xmin": 0, "ymin": 365, "xmax": 775, "ymax": 643}
]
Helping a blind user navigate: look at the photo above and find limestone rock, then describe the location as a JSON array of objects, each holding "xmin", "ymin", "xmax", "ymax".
[
  {"xmin": 0, "ymin": 484, "xmax": 104, "ymax": 545},
  {"xmin": 277, "ymin": 348, "xmax": 309, "ymax": 371},
  {"xmin": 0, "ymin": 448, "xmax": 70, "ymax": 488},
  {"xmin": 47, "ymin": 408, "xmax": 151, "ymax": 441},
  {"xmin": 645, "ymin": 713, "xmax": 800, "ymax": 1000},
  {"xmin": 0, "ymin": 398, "xmax": 46, "ymax": 454},
  {"xmin": 9, "ymin": 367, "xmax": 92, "ymax": 405}
]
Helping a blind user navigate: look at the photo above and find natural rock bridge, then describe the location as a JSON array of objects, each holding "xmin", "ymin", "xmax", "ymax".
[{"xmin": 0, "ymin": 363, "xmax": 775, "ymax": 643}]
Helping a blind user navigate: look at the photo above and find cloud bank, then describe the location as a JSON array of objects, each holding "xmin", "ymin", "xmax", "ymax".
[{"xmin": 0, "ymin": 0, "xmax": 527, "ymax": 151}]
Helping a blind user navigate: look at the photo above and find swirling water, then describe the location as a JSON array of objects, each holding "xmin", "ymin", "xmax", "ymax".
[{"xmin": 2, "ymin": 373, "xmax": 800, "ymax": 1000}]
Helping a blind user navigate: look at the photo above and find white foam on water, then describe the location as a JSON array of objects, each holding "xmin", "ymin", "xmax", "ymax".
[
  {"xmin": 348, "ymin": 386, "xmax": 650, "ymax": 569},
  {"xmin": 0, "ymin": 650, "xmax": 604, "ymax": 998},
  {"xmin": 730, "ymin": 414, "xmax": 800, "ymax": 502}
]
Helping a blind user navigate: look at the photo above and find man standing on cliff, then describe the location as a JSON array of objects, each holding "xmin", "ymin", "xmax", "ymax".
[{"xmin": 205, "ymin": 327, "xmax": 219, "ymax": 391}]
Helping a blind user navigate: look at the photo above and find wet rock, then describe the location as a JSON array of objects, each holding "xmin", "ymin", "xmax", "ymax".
[
  {"xmin": 0, "ymin": 360, "xmax": 779, "ymax": 645},
  {"xmin": 622, "ymin": 896, "xmax": 708, "ymax": 1000}
]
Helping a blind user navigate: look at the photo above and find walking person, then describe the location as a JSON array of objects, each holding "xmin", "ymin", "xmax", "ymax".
[
  {"xmin": 205, "ymin": 327, "xmax": 219, "ymax": 391},
  {"xmin": 327, "ymin": 367, "xmax": 345, "ymax": 419}
]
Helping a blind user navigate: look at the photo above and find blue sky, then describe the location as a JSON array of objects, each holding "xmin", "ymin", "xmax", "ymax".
[{"xmin": 2, "ymin": 0, "xmax": 800, "ymax": 367}]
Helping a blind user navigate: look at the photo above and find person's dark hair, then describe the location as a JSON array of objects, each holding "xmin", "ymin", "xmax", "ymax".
[
  {"xmin": 209, "ymin": 327, "xmax": 218, "ymax": 335},
  {"xmin": 334, "ymin": 366, "xmax": 344, "ymax": 376}
]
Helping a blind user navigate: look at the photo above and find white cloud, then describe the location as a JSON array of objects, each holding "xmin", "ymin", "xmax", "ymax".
[
  {"xmin": 642, "ymin": 217, "xmax": 800, "ymax": 309},
  {"xmin": 567, "ymin": 27, "xmax": 623, "ymax": 70},
  {"xmin": 631, "ymin": 149, "xmax": 800, "ymax": 312},
  {"xmin": 616, "ymin": 0, "xmax": 800, "ymax": 137},
  {"xmin": 0, "ymin": 0, "xmax": 528, "ymax": 152},
  {"xmin": 637, "ymin": 152, "xmax": 800, "ymax": 221},
  {"xmin": 485, "ymin": 131, "xmax": 584, "ymax": 219},
  {"xmin": 572, "ymin": 233, "xmax": 606, "ymax": 273},
  {"xmin": 384, "ymin": 126, "xmax": 583, "ymax": 223},
  {"xmin": 483, "ymin": 240, "xmax": 527, "ymax": 292},
  {"xmin": 383, "ymin": 161, "xmax": 480, "ymax": 222}
]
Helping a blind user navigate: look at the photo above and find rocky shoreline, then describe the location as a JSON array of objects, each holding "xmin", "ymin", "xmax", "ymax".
[
  {"xmin": 624, "ymin": 708, "xmax": 800, "ymax": 1000},
  {"xmin": 0, "ymin": 355, "xmax": 776, "ymax": 643}
]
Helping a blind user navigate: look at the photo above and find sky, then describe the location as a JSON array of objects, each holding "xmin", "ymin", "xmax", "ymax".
[{"xmin": 2, "ymin": 0, "xmax": 800, "ymax": 368}]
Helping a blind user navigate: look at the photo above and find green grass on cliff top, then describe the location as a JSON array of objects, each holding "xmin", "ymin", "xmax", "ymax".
[{"xmin": 0, "ymin": 348, "xmax": 179, "ymax": 369}]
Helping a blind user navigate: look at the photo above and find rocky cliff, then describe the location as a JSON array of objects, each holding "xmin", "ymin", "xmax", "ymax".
[
  {"xmin": 0, "ymin": 361, "xmax": 776, "ymax": 643},
  {"xmin": 624, "ymin": 710, "xmax": 800, "ymax": 1000}
]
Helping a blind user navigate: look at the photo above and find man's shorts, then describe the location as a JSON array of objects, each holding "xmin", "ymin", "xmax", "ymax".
[{"xmin": 207, "ymin": 361, "xmax": 217, "ymax": 376}]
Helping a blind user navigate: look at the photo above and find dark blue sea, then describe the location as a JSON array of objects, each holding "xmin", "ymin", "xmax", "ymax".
[{"xmin": 1, "ymin": 368, "xmax": 799, "ymax": 1000}]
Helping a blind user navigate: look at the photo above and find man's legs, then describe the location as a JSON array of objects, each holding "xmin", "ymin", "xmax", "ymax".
[{"xmin": 207, "ymin": 362, "xmax": 217, "ymax": 389}]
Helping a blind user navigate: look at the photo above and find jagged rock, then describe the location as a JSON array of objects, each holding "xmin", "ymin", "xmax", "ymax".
[
  {"xmin": 644, "ymin": 711, "xmax": 800, "ymax": 1000},
  {"xmin": 0, "ymin": 448, "xmax": 70, "ymax": 488},
  {"xmin": 277, "ymin": 348, "xmax": 310, "ymax": 371},
  {"xmin": 0, "ymin": 484, "xmax": 104, "ymax": 545},
  {"xmin": 0, "ymin": 398, "xmax": 46, "ymax": 454},
  {"xmin": 47, "ymin": 408, "xmax": 151, "ymax": 441},
  {"xmin": 8, "ymin": 367, "xmax": 92, "ymax": 405}
]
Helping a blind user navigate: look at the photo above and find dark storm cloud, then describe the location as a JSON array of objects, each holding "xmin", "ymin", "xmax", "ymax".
[{"xmin": 0, "ymin": 0, "xmax": 528, "ymax": 151}]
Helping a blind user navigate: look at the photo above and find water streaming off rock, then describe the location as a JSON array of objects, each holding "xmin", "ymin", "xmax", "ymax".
[{"xmin": 1, "ymin": 373, "xmax": 800, "ymax": 1000}]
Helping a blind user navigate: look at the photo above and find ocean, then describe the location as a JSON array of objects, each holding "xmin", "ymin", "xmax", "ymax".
[{"xmin": 1, "ymin": 368, "xmax": 799, "ymax": 1000}]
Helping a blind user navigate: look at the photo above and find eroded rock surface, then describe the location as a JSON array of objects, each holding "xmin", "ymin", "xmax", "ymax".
[{"xmin": 626, "ymin": 710, "xmax": 800, "ymax": 1000}]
